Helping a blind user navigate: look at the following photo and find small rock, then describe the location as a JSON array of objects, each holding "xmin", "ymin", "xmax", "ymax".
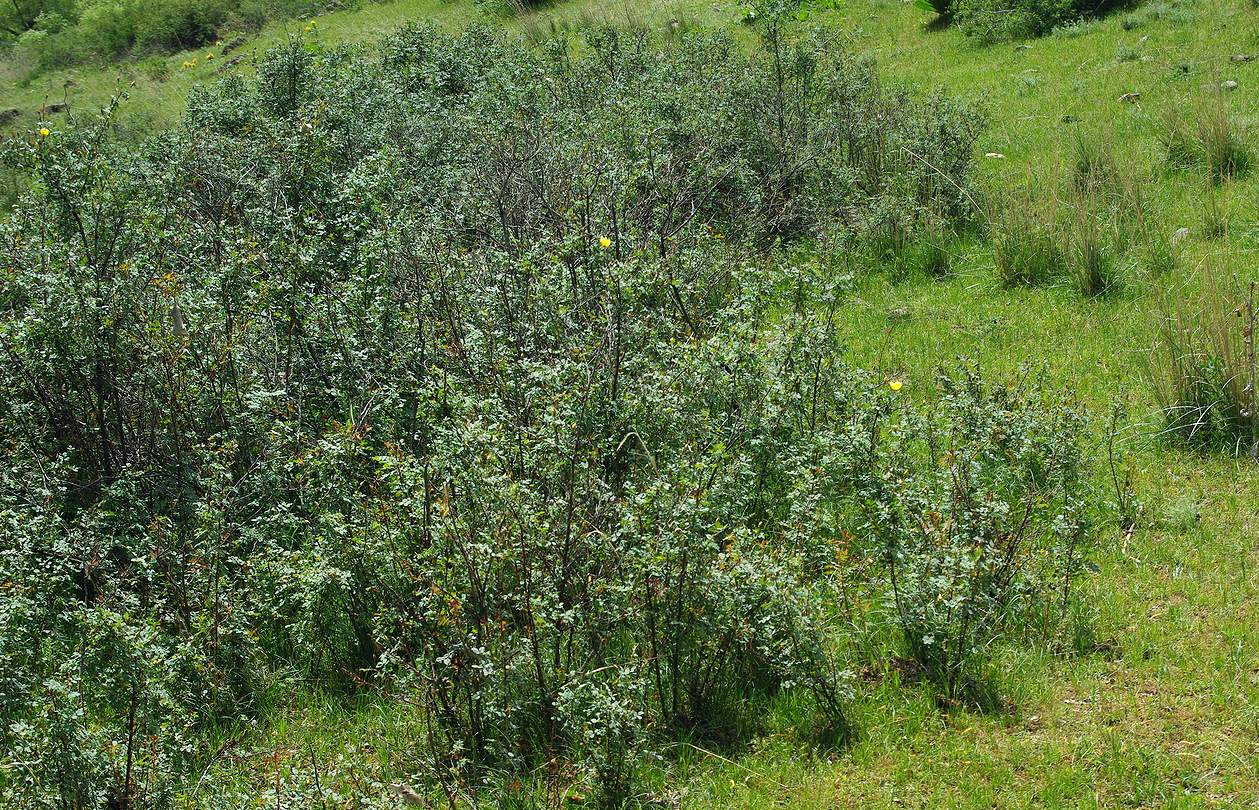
[
  {"xmin": 221, "ymin": 34, "xmax": 247, "ymax": 55},
  {"xmin": 1172, "ymin": 227, "xmax": 1190, "ymax": 245},
  {"xmin": 1015, "ymin": 44, "xmax": 1031, "ymax": 52},
  {"xmin": 1140, "ymin": 35, "xmax": 1149, "ymax": 44},
  {"xmin": 1118, "ymin": 92, "xmax": 1142, "ymax": 103},
  {"xmin": 0, "ymin": 109, "xmax": 19, "ymax": 126},
  {"xmin": 985, "ymin": 152, "xmax": 1006, "ymax": 159},
  {"xmin": 1061, "ymin": 114, "xmax": 1080, "ymax": 123},
  {"xmin": 390, "ymin": 783, "xmax": 426, "ymax": 806},
  {"xmin": 1222, "ymin": 80, "xmax": 1239, "ymax": 91},
  {"xmin": 1230, "ymin": 54, "xmax": 1253, "ymax": 63}
]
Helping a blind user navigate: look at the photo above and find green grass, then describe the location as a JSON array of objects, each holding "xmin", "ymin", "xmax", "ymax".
[
  {"xmin": 8, "ymin": 0, "xmax": 1259, "ymax": 806},
  {"xmin": 0, "ymin": 0, "xmax": 730, "ymax": 132}
]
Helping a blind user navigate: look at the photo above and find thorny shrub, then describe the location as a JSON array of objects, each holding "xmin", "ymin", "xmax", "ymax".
[
  {"xmin": 857, "ymin": 368, "xmax": 1089, "ymax": 702},
  {"xmin": 0, "ymin": 22, "xmax": 1088, "ymax": 808}
]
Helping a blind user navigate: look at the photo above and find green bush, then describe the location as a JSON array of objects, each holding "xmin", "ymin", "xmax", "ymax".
[
  {"xmin": 858, "ymin": 368, "xmax": 1089, "ymax": 701},
  {"xmin": 5, "ymin": 0, "xmax": 313, "ymax": 73},
  {"xmin": 0, "ymin": 24, "xmax": 1090, "ymax": 806},
  {"xmin": 133, "ymin": 0, "xmax": 229, "ymax": 51},
  {"xmin": 949, "ymin": 0, "xmax": 1131, "ymax": 42},
  {"xmin": 76, "ymin": 1, "xmax": 141, "ymax": 55},
  {"xmin": 954, "ymin": 0, "xmax": 1075, "ymax": 42}
]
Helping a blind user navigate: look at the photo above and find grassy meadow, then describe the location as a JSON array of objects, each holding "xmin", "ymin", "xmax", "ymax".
[{"xmin": 3, "ymin": 0, "xmax": 1259, "ymax": 807}]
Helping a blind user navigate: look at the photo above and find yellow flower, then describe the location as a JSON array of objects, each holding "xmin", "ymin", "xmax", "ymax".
[
  {"xmin": 598, "ymin": 236, "xmax": 612, "ymax": 249},
  {"xmin": 38, "ymin": 127, "xmax": 50, "ymax": 138},
  {"xmin": 888, "ymin": 379, "xmax": 904, "ymax": 392},
  {"xmin": 205, "ymin": 52, "xmax": 215, "ymax": 60}
]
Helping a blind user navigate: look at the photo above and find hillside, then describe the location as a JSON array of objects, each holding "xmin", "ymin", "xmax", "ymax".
[{"xmin": 2, "ymin": 0, "xmax": 1259, "ymax": 808}]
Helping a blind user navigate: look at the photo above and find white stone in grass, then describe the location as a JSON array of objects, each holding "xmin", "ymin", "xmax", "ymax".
[
  {"xmin": 1222, "ymin": 80, "xmax": 1239, "ymax": 91},
  {"xmin": 1172, "ymin": 227, "xmax": 1190, "ymax": 245}
]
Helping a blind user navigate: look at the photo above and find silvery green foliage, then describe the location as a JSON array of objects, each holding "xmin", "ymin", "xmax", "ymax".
[
  {"xmin": 858, "ymin": 368, "xmax": 1089, "ymax": 700},
  {"xmin": 0, "ymin": 23, "xmax": 985, "ymax": 807}
]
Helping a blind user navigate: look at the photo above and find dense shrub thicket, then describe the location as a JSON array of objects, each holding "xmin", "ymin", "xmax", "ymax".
[
  {"xmin": 0, "ymin": 23, "xmax": 1088, "ymax": 807},
  {"xmin": 919, "ymin": 0, "xmax": 1127, "ymax": 42}
]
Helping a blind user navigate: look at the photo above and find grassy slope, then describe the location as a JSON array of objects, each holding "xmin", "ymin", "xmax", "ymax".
[
  {"xmin": 10, "ymin": 0, "xmax": 1259, "ymax": 807},
  {"xmin": 695, "ymin": 4, "xmax": 1259, "ymax": 806},
  {"xmin": 0, "ymin": 0, "xmax": 729, "ymax": 131}
]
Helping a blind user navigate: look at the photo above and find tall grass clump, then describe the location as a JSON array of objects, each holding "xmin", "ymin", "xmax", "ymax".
[
  {"xmin": 1200, "ymin": 182, "xmax": 1230, "ymax": 239},
  {"xmin": 1071, "ymin": 129, "xmax": 1119, "ymax": 194},
  {"xmin": 1066, "ymin": 199, "xmax": 1118, "ymax": 297},
  {"xmin": 1150, "ymin": 267, "xmax": 1259, "ymax": 455},
  {"xmin": 993, "ymin": 132, "xmax": 1153, "ymax": 295},
  {"xmin": 1161, "ymin": 95, "xmax": 1253, "ymax": 182},
  {"xmin": 990, "ymin": 181, "xmax": 1064, "ymax": 287},
  {"xmin": 1062, "ymin": 132, "xmax": 1129, "ymax": 296}
]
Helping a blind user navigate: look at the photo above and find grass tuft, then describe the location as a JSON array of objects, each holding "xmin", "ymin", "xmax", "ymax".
[
  {"xmin": 1161, "ymin": 94, "xmax": 1252, "ymax": 182},
  {"xmin": 1149, "ymin": 265, "xmax": 1259, "ymax": 454},
  {"xmin": 990, "ymin": 181, "xmax": 1064, "ymax": 287}
]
